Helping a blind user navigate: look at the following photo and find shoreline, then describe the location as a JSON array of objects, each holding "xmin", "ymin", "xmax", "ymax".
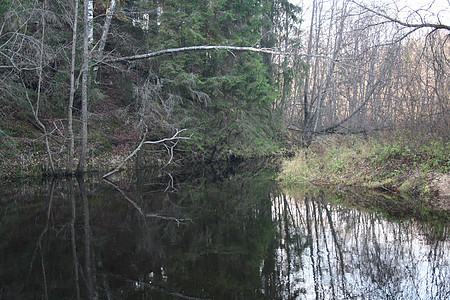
[{"xmin": 279, "ymin": 134, "xmax": 450, "ymax": 213}]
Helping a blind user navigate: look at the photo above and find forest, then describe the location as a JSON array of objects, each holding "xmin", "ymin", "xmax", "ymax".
[
  {"xmin": 1, "ymin": 1, "xmax": 449, "ymax": 298},
  {"xmin": 0, "ymin": 0, "xmax": 448, "ymax": 191}
]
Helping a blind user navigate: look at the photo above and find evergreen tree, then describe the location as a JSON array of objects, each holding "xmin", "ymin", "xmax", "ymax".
[{"xmin": 129, "ymin": 0, "xmax": 301, "ymax": 159}]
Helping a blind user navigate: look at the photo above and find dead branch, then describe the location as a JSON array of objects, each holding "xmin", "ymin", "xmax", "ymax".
[
  {"xmin": 146, "ymin": 213, "xmax": 193, "ymax": 225},
  {"xmin": 102, "ymin": 128, "xmax": 191, "ymax": 178},
  {"xmin": 351, "ymin": 0, "xmax": 450, "ymax": 32},
  {"xmin": 143, "ymin": 128, "xmax": 191, "ymax": 145},
  {"xmin": 102, "ymin": 126, "xmax": 148, "ymax": 178},
  {"xmin": 164, "ymin": 170, "xmax": 177, "ymax": 192},
  {"xmin": 100, "ymin": 45, "xmax": 342, "ymax": 65},
  {"xmin": 103, "ymin": 46, "xmax": 291, "ymax": 63},
  {"xmin": 21, "ymin": 78, "xmax": 55, "ymax": 173}
]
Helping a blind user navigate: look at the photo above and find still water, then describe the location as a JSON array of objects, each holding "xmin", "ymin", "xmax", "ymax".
[{"xmin": 1, "ymin": 163, "xmax": 449, "ymax": 299}]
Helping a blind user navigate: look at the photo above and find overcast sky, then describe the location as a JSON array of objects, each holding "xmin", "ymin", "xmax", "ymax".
[{"xmin": 291, "ymin": 0, "xmax": 450, "ymax": 25}]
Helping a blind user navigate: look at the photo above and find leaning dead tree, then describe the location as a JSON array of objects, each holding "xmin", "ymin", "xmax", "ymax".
[
  {"xmin": 99, "ymin": 45, "xmax": 342, "ymax": 66},
  {"xmin": 102, "ymin": 128, "xmax": 191, "ymax": 178},
  {"xmin": 103, "ymin": 46, "xmax": 291, "ymax": 63}
]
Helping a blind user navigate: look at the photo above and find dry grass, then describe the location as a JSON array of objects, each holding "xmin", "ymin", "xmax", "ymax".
[
  {"xmin": 280, "ymin": 134, "xmax": 377, "ymax": 186},
  {"xmin": 279, "ymin": 131, "xmax": 449, "ymax": 201}
]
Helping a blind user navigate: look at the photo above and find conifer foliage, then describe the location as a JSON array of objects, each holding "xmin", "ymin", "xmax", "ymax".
[{"xmin": 0, "ymin": 0, "xmax": 301, "ymax": 172}]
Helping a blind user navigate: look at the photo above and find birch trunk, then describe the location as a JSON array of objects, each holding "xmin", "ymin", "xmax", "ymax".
[
  {"xmin": 93, "ymin": 0, "xmax": 117, "ymax": 80},
  {"xmin": 67, "ymin": 0, "xmax": 79, "ymax": 174},
  {"xmin": 103, "ymin": 46, "xmax": 292, "ymax": 63},
  {"xmin": 77, "ymin": 0, "xmax": 93, "ymax": 173},
  {"xmin": 301, "ymin": 0, "xmax": 317, "ymax": 146}
]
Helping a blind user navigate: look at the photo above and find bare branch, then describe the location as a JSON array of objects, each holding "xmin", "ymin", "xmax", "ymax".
[
  {"xmin": 143, "ymin": 129, "xmax": 191, "ymax": 145},
  {"xmin": 102, "ymin": 128, "xmax": 191, "ymax": 178},
  {"xmin": 351, "ymin": 0, "xmax": 450, "ymax": 32},
  {"xmin": 102, "ymin": 126, "xmax": 149, "ymax": 178},
  {"xmin": 145, "ymin": 213, "xmax": 193, "ymax": 224}
]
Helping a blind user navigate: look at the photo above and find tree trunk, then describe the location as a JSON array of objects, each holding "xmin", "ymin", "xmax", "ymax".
[
  {"xmin": 77, "ymin": 0, "xmax": 93, "ymax": 173},
  {"xmin": 68, "ymin": 0, "xmax": 80, "ymax": 174},
  {"xmin": 93, "ymin": 0, "xmax": 117, "ymax": 80}
]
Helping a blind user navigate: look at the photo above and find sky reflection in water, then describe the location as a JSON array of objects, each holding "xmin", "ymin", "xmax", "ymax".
[
  {"xmin": 0, "ymin": 167, "xmax": 448, "ymax": 299},
  {"xmin": 269, "ymin": 193, "xmax": 449, "ymax": 299}
]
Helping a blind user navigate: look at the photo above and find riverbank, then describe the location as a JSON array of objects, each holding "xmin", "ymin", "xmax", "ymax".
[{"xmin": 279, "ymin": 131, "xmax": 449, "ymax": 212}]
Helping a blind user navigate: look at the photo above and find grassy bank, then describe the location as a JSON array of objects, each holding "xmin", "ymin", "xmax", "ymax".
[{"xmin": 279, "ymin": 130, "xmax": 449, "ymax": 211}]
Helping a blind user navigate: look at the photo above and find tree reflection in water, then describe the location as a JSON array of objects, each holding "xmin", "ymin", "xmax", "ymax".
[
  {"xmin": 268, "ymin": 192, "xmax": 449, "ymax": 299},
  {"xmin": 0, "ymin": 165, "xmax": 448, "ymax": 299}
]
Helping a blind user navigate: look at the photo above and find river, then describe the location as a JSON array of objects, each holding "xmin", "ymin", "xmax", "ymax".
[{"xmin": 1, "ymin": 162, "xmax": 448, "ymax": 299}]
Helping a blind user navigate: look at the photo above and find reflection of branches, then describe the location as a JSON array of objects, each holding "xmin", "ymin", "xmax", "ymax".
[
  {"xmin": 103, "ymin": 178, "xmax": 145, "ymax": 216},
  {"xmin": 26, "ymin": 180, "xmax": 55, "ymax": 296},
  {"xmin": 316, "ymin": 199, "xmax": 337, "ymax": 299},
  {"xmin": 103, "ymin": 178, "xmax": 192, "ymax": 225},
  {"xmin": 322, "ymin": 201, "xmax": 348, "ymax": 297},
  {"xmin": 304, "ymin": 196, "xmax": 319, "ymax": 298},
  {"xmin": 110, "ymin": 275, "xmax": 210, "ymax": 300}
]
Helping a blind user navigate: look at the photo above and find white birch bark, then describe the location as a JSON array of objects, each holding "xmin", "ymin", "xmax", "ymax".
[{"xmin": 93, "ymin": 0, "xmax": 117, "ymax": 79}]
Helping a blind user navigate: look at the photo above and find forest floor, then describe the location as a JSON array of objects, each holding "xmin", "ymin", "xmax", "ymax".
[{"xmin": 279, "ymin": 131, "xmax": 450, "ymax": 214}]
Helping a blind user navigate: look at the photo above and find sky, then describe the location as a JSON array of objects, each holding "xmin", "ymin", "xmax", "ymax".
[{"xmin": 291, "ymin": 0, "xmax": 450, "ymax": 26}]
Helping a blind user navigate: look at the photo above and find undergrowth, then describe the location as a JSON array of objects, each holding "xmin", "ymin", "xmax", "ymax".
[{"xmin": 280, "ymin": 130, "xmax": 449, "ymax": 199}]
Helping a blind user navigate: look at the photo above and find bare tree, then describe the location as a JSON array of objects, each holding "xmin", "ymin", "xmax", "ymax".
[{"xmin": 286, "ymin": 0, "xmax": 449, "ymax": 144}]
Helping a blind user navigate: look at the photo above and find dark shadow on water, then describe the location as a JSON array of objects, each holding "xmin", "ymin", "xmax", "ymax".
[{"xmin": 0, "ymin": 161, "xmax": 449, "ymax": 299}]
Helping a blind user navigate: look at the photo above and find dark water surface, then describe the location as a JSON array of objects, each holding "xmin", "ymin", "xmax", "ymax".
[{"xmin": 1, "ymin": 163, "xmax": 449, "ymax": 299}]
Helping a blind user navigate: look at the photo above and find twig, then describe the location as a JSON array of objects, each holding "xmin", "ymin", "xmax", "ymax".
[
  {"xmin": 350, "ymin": 0, "xmax": 450, "ymax": 32},
  {"xmin": 164, "ymin": 170, "xmax": 177, "ymax": 192}
]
